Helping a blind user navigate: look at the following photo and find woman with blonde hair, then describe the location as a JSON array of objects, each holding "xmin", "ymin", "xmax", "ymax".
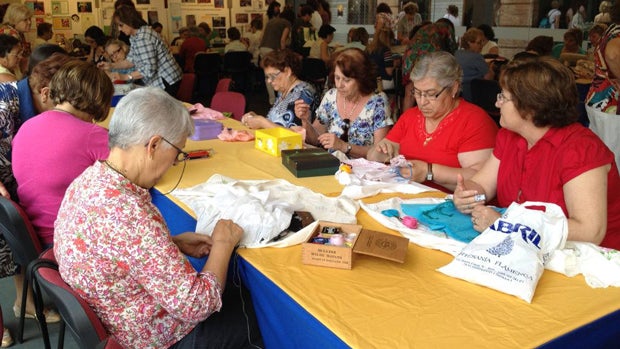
[
  {"xmin": 595, "ymin": 1, "xmax": 612, "ymax": 24},
  {"xmin": 0, "ymin": 3, "xmax": 33, "ymax": 77}
]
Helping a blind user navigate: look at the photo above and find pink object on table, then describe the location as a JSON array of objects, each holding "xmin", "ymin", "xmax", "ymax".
[
  {"xmin": 217, "ymin": 128, "xmax": 255, "ymax": 142},
  {"xmin": 187, "ymin": 103, "xmax": 226, "ymax": 120}
]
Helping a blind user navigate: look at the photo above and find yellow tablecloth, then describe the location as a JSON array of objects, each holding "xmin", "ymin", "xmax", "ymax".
[{"xmin": 115, "ymin": 115, "xmax": 620, "ymax": 347}]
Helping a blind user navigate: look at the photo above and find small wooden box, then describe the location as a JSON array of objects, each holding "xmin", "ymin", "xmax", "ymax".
[
  {"xmin": 281, "ymin": 148, "xmax": 340, "ymax": 178},
  {"xmin": 255, "ymin": 127, "xmax": 303, "ymax": 156},
  {"xmin": 301, "ymin": 221, "xmax": 409, "ymax": 269}
]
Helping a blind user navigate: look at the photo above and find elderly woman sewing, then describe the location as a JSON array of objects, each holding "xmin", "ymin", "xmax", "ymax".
[
  {"xmin": 294, "ymin": 48, "xmax": 393, "ymax": 159},
  {"xmin": 241, "ymin": 49, "xmax": 317, "ymax": 129},
  {"xmin": 367, "ymin": 51, "xmax": 498, "ymax": 192},
  {"xmin": 454, "ymin": 57, "xmax": 620, "ymax": 250},
  {"xmin": 54, "ymin": 87, "xmax": 263, "ymax": 348}
]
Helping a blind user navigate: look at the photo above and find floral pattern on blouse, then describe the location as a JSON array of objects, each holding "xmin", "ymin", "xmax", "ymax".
[
  {"xmin": 267, "ymin": 81, "xmax": 317, "ymax": 128},
  {"xmin": 54, "ymin": 161, "xmax": 223, "ymax": 348},
  {"xmin": 0, "ymin": 82, "xmax": 20, "ymax": 197},
  {"xmin": 316, "ymin": 88, "xmax": 393, "ymax": 146}
]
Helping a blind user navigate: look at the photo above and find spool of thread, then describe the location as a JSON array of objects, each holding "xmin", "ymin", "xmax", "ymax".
[
  {"xmin": 329, "ymin": 234, "xmax": 345, "ymax": 246},
  {"xmin": 401, "ymin": 216, "xmax": 418, "ymax": 229}
]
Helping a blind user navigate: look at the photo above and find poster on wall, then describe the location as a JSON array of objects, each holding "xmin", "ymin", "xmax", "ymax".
[
  {"xmin": 186, "ymin": 14, "xmax": 196, "ymax": 26},
  {"xmin": 148, "ymin": 11, "xmax": 159, "ymax": 24},
  {"xmin": 240, "ymin": 0, "xmax": 251, "ymax": 7},
  {"xmin": 235, "ymin": 13, "xmax": 249, "ymax": 24},
  {"xmin": 53, "ymin": 17, "xmax": 72, "ymax": 29},
  {"xmin": 214, "ymin": 0, "xmax": 224, "ymax": 8},
  {"xmin": 51, "ymin": 1, "xmax": 69, "ymax": 15},
  {"xmin": 137, "ymin": 0, "xmax": 151, "ymax": 4},
  {"xmin": 77, "ymin": 2, "xmax": 93, "ymax": 13},
  {"xmin": 25, "ymin": 2, "xmax": 45, "ymax": 16}
]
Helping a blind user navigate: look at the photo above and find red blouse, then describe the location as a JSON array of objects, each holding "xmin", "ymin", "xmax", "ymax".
[{"xmin": 494, "ymin": 124, "xmax": 620, "ymax": 250}]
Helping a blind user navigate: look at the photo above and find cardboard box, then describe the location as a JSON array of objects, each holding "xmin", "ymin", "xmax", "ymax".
[
  {"xmin": 255, "ymin": 127, "xmax": 303, "ymax": 156},
  {"xmin": 281, "ymin": 148, "xmax": 340, "ymax": 178},
  {"xmin": 302, "ymin": 221, "xmax": 408, "ymax": 269}
]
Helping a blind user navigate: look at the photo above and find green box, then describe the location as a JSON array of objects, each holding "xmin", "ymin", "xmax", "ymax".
[{"xmin": 281, "ymin": 148, "xmax": 341, "ymax": 178}]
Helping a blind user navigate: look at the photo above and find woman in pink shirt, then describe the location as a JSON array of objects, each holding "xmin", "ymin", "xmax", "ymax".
[{"xmin": 12, "ymin": 59, "xmax": 113, "ymax": 247}]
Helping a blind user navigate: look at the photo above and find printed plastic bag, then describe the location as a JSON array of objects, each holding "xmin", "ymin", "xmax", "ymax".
[{"xmin": 438, "ymin": 202, "xmax": 568, "ymax": 303}]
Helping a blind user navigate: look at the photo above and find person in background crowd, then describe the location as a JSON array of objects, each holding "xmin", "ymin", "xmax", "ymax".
[
  {"xmin": 367, "ymin": 28, "xmax": 395, "ymax": 91},
  {"xmin": 0, "ymin": 34, "xmax": 21, "ymax": 83},
  {"xmin": 454, "ymin": 57, "xmax": 620, "ymax": 251},
  {"xmin": 55, "ymin": 87, "xmax": 263, "ymax": 349},
  {"xmin": 454, "ymin": 27, "xmax": 494, "ymax": 102},
  {"xmin": 443, "ymin": 5, "xmax": 459, "ymax": 27},
  {"xmin": 547, "ymin": 0, "xmax": 562, "ymax": 29},
  {"xmin": 12, "ymin": 60, "xmax": 113, "ymax": 248},
  {"xmin": 26, "ymin": 43, "xmax": 65, "ymax": 75},
  {"xmin": 259, "ymin": 8, "xmax": 291, "ymax": 104},
  {"xmin": 179, "ymin": 26, "xmax": 206, "ymax": 73},
  {"xmin": 295, "ymin": 48, "xmax": 393, "ymax": 159},
  {"xmin": 243, "ymin": 18, "xmax": 263, "ymax": 66},
  {"xmin": 100, "ymin": 5, "xmax": 182, "ymax": 96},
  {"xmin": 151, "ymin": 21, "xmax": 168, "ymax": 47},
  {"xmin": 478, "ymin": 24, "xmax": 499, "ymax": 56},
  {"xmin": 308, "ymin": 24, "xmax": 335, "ymax": 63},
  {"xmin": 587, "ymin": 23, "xmax": 607, "ymax": 56},
  {"xmin": 318, "ymin": 0, "xmax": 331, "ymax": 25},
  {"xmin": 586, "ymin": 3, "xmax": 620, "ymax": 171},
  {"xmin": 33, "ymin": 22, "xmax": 53, "ymax": 49},
  {"xmin": 340, "ymin": 27, "xmax": 366, "ymax": 51},
  {"xmin": 0, "ymin": 3, "xmax": 33, "ymax": 78},
  {"xmin": 198, "ymin": 22, "xmax": 219, "ymax": 48},
  {"xmin": 84, "ymin": 25, "xmax": 108, "ymax": 65},
  {"xmin": 306, "ymin": 0, "xmax": 323, "ymax": 31},
  {"xmin": 0, "ymin": 52, "xmax": 72, "ymax": 348},
  {"xmin": 267, "ymin": 0, "xmax": 281, "ymax": 20},
  {"xmin": 524, "ymin": 35, "xmax": 554, "ymax": 56},
  {"xmin": 570, "ymin": 3, "xmax": 587, "ymax": 30},
  {"xmin": 397, "ymin": 2, "xmax": 422, "ymax": 45},
  {"xmin": 552, "ymin": 28, "xmax": 586, "ymax": 58},
  {"xmin": 368, "ymin": 51, "xmax": 497, "ymax": 192},
  {"xmin": 242, "ymin": 49, "xmax": 317, "ymax": 129},
  {"xmin": 375, "ymin": 2, "xmax": 394, "ymax": 32},
  {"xmin": 171, "ymin": 26, "xmax": 189, "ymax": 47},
  {"xmin": 595, "ymin": 1, "xmax": 612, "ymax": 24},
  {"xmin": 291, "ymin": 5, "xmax": 313, "ymax": 56},
  {"xmin": 110, "ymin": 0, "xmax": 135, "ymax": 46},
  {"xmin": 224, "ymin": 27, "xmax": 247, "ymax": 53}
]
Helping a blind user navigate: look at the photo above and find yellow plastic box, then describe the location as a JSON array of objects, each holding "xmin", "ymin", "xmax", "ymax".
[{"xmin": 255, "ymin": 127, "xmax": 303, "ymax": 156}]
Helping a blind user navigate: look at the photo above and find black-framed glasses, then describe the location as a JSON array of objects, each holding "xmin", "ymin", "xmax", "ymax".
[
  {"xmin": 107, "ymin": 46, "xmax": 122, "ymax": 57},
  {"xmin": 265, "ymin": 70, "xmax": 282, "ymax": 82},
  {"xmin": 161, "ymin": 137, "xmax": 189, "ymax": 164},
  {"xmin": 411, "ymin": 85, "xmax": 449, "ymax": 101},
  {"xmin": 340, "ymin": 119, "xmax": 350, "ymax": 142}
]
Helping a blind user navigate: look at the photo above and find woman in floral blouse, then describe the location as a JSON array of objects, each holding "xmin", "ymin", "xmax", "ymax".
[
  {"xmin": 54, "ymin": 87, "xmax": 262, "ymax": 348},
  {"xmin": 294, "ymin": 48, "xmax": 393, "ymax": 159}
]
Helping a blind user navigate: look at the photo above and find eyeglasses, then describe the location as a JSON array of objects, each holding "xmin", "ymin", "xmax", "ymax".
[
  {"xmin": 340, "ymin": 119, "xmax": 350, "ymax": 142},
  {"xmin": 161, "ymin": 137, "xmax": 189, "ymax": 163},
  {"xmin": 496, "ymin": 92, "xmax": 512, "ymax": 104},
  {"xmin": 411, "ymin": 85, "xmax": 449, "ymax": 101},
  {"xmin": 107, "ymin": 47, "xmax": 122, "ymax": 57},
  {"xmin": 265, "ymin": 70, "xmax": 282, "ymax": 82}
]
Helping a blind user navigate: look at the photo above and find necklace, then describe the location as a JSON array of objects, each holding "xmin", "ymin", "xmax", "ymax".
[
  {"xmin": 341, "ymin": 95, "xmax": 361, "ymax": 119},
  {"xmin": 103, "ymin": 160, "xmax": 128, "ymax": 179},
  {"xmin": 279, "ymin": 78, "xmax": 298, "ymax": 102}
]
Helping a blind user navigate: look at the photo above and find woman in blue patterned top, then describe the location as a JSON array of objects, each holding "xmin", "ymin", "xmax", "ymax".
[
  {"xmin": 241, "ymin": 49, "xmax": 317, "ymax": 129},
  {"xmin": 294, "ymin": 48, "xmax": 393, "ymax": 158}
]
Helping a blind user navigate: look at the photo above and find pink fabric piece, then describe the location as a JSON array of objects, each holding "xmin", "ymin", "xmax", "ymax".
[
  {"xmin": 188, "ymin": 103, "xmax": 226, "ymax": 120},
  {"xmin": 217, "ymin": 128, "xmax": 255, "ymax": 141}
]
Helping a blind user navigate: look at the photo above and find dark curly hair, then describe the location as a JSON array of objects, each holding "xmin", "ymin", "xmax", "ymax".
[
  {"xmin": 328, "ymin": 48, "xmax": 377, "ymax": 95},
  {"xmin": 261, "ymin": 49, "xmax": 302, "ymax": 77},
  {"xmin": 499, "ymin": 56, "xmax": 578, "ymax": 128}
]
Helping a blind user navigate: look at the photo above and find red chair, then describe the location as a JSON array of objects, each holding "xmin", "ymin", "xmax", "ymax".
[
  {"xmin": 210, "ymin": 91, "xmax": 246, "ymax": 121},
  {"xmin": 176, "ymin": 73, "xmax": 196, "ymax": 103},
  {"xmin": 215, "ymin": 78, "xmax": 232, "ymax": 93},
  {"xmin": 0, "ymin": 197, "xmax": 50, "ymax": 346},
  {"xmin": 31, "ymin": 259, "xmax": 123, "ymax": 349}
]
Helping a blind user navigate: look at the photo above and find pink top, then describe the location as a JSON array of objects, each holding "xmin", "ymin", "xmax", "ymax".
[
  {"xmin": 12, "ymin": 109, "xmax": 110, "ymax": 246},
  {"xmin": 55, "ymin": 161, "xmax": 222, "ymax": 348}
]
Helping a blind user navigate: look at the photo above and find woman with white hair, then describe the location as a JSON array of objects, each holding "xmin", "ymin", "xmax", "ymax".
[{"xmin": 54, "ymin": 87, "xmax": 263, "ymax": 349}]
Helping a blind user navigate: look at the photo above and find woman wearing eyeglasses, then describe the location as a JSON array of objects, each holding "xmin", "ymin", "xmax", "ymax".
[
  {"xmin": 0, "ymin": 34, "xmax": 21, "ymax": 83},
  {"xmin": 368, "ymin": 51, "xmax": 498, "ymax": 192},
  {"xmin": 453, "ymin": 57, "xmax": 620, "ymax": 250},
  {"xmin": 0, "ymin": 3, "xmax": 33, "ymax": 79},
  {"xmin": 242, "ymin": 49, "xmax": 317, "ymax": 130},
  {"xmin": 102, "ymin": 39, "xmax": 134, "ymax": 80},
  {"xmin": 12, "ymin": 60, "xmax": 112, "ymax": 248},
  {"xmin": 54, "ymin": 87, "xmax": 263, "ymax": 348},
  {"xmin": 454, "ymin": 27, "xmax": 495, "ymax": 103},
  {"xmin": 294, "ymin": 48, "xmax": 393, "ymax": 159}
]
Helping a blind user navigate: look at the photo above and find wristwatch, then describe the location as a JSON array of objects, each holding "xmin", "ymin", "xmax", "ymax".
[
  {"xmin": 127, "ymin": 74, "xmax": 134, "ymax": 83},
  {"xmin": 426, "ymin": 162, "xmax": 434, "ymax": 181},
  {"xmin": 345, "ymin": 143, "xmax": 352, "ymax": 156}
]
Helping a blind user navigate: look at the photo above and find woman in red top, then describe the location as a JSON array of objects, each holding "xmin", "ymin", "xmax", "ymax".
[
  {"xmin": 454, "ymin": 56, "xmax": 620, "ymax": 250},
  {"xmin": 367, "ymin": 51, "xmax": 498, "ymax": 192}
]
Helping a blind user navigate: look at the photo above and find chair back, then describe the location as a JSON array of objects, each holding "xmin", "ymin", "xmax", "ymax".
[
  {"xmin": 194, "ymin": 53, "xmax": 223, "ymax": 104},
  {"xmin": 0, "ymin": 197, "xmax": 42, "ymax": 267},
  {"xmin": 216, "ymin": 78, "xmax": 232, "ymax": 92},
  {"xmin": 193, "ymin": 53, "xmax": 223, "ymax": 76},
  {"xmin": 223, "ymin": 51, "xmax": 253, "ymax": 74},
  {"xmin": 33, "ymin": 261, "xmax": 114, "ymax": 349},
  {"xmin": 470, "ymin": 78, "xmax": 501, "ymax": 126},
  {"xmin": 210, "ymin": 91, "xmax": 246, "ymax": 121},
  {"xmin": 176, "ymin": 73, "xmax": 196, "ymax": 103},
  {"xmin": 301, "ymin": 58, "xmax": 328, "ymax": 96}
]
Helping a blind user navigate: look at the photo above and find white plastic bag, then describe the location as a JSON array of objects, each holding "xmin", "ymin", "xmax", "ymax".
[{"xmin": 438, "ymin": 201, "xmax": 568, "ymax": 303}]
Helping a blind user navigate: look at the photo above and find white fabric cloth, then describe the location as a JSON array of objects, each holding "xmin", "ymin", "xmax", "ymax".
[
  {"xmin": 362, "ymin": 197, "xmax": 620, "ymax": 288},
  {"xmin": 172, "ymin": 175, "xmax": 359, "ymax": 248}
]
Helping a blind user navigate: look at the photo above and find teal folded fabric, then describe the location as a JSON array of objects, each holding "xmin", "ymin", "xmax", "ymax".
[{"xmin": 401, "ymin": 201, "xmax": 506, "ymax": 243}]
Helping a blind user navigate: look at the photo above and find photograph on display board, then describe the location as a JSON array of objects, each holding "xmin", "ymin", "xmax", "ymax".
[
  {"xmin": 236, "ymin": 13, "xmax": 249, "ymax": 24},
  {"xmin": 137, "ymin": 0, "xmax": 151, "ymax": 4},
  {"xmin": 102, "ymin": 7, "xmax": 114, "ymax": 20},
  {"xmin": 214, "ymin": 0, "xmax": 224, "ymax": 8},
  {"xmin": 240, "ymin": 0, "xmax": 251, "ymax": 7},
  {"xmin": 51, "ymin": 1, "xmax": 69, "ymax": 15},
  {"xmin": 77, "ymin": 2, "xmax": 92, "ymax": 13},
  {"xmin": 35, "ymin": 17, "xmax": 45, "ymax": 25},
  {"xmin": 148, "ymin": 11, "xmax": 159, "ymax": 25},
  {"xmin": 182, "ymin": 0, "xmax": 196, "ymax": 3},
  {"xmin": 250, "ymin": 13, "xmax": 262, "ymax": 22},
  {"xmin": 186, "ymin": 14, "xmax": 197, "ymax": 27},
  {"xmin": 25, "ymin": 2, "xmax": 45, "ymax": 15},
  {"xmin": 216, "ymin": 28, "xmax": 226, "ymax": 38},
  {"xmin": 171, "ymin": 16, "xmax": 182, "ymax": 31},
  {"xmin": 198, "ymin": 0, "xmax": 211, "ymax": 3},
  {"xmin": 212, "ymin": 16, "xmax": 226, "ymax": 27},
  {"xmin": 52, "ymin": 17, "xmax": 71, "ymax": 29}
]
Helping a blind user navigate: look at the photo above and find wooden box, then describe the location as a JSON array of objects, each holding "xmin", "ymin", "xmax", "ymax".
[
  {"xmin": 281, "ymin": 148, "xmax": 340, "ymax": 178},
  {"xmin": 301, "ymin": 221, "xmax": 409, "ymax": 269},
  {"xmin": 255, "ymin": 127, "xmax": 303, "ymax": 156}
]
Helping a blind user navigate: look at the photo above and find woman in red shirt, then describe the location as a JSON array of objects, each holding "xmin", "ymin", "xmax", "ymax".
[{"xmin": 454, "ymin": 56, "xmax": 620, "ymax": 250}]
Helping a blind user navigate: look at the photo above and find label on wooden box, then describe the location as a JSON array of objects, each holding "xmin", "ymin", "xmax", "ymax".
[{"xmin": 353, "ymin": 229, "xmax": 408, "ymax": 263}]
